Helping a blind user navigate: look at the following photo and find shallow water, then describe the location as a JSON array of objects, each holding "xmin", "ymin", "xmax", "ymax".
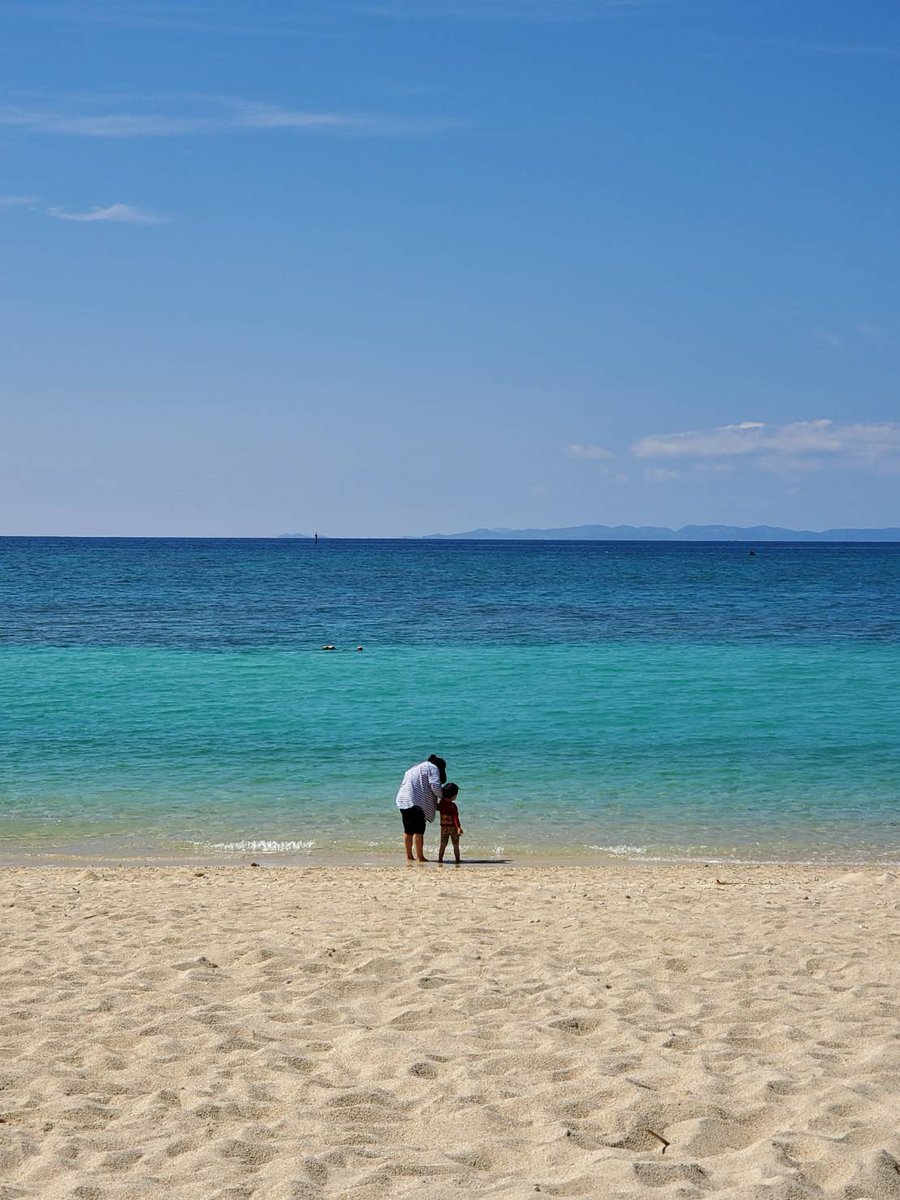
[{"xmin": 1, "ymin": 538, "xmax": 898, "ymax": 863}]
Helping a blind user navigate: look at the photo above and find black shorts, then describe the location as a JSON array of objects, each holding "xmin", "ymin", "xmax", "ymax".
[{"xmin": 400, "ymin": 806, "xmax": 426, "ymax": 836}]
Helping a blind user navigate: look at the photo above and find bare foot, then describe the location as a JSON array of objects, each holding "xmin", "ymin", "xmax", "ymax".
[{"xmin": 417, "ymin": 857, "xmax": 429, "ymax": 863}]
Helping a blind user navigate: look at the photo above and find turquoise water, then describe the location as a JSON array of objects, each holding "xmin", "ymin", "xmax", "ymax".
[{"xmin": 1, "ymin": 538, "xmax": 898, "ymax": 863}]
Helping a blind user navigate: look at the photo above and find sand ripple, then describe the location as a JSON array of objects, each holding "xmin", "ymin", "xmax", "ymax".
[{"xmin": 1, "ymin": 865, "xmax": 898, "ymax": 1198}]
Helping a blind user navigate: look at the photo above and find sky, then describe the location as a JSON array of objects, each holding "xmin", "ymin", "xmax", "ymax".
[{"xmin": 1, "ymin": 0, "xmax": 899, "ymax": 536}]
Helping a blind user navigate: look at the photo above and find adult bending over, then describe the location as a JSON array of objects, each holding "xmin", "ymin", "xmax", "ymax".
[{"xmin": 395, "ymin": 754, "xmax": 446, "ymax": 862}]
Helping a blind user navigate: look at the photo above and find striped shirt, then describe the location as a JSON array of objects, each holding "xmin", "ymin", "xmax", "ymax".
[{"xmin": 395, "ymin": 761, "xmax": 442, "ymax": 823}]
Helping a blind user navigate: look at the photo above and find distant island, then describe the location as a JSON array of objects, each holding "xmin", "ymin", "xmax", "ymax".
[{"xmin": 421, "ymin": 524, "xmax": 900, "ymax": 542}]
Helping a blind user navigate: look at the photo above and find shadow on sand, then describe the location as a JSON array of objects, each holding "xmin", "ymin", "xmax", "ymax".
[{"xmin": 441, "ymin": 858, "xmax": 511, "ymax": 866}]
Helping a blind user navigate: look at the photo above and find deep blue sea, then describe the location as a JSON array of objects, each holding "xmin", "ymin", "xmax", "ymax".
[{"xmin": 1, "ymin": 537, "xmax": 898, "ymax": 864}]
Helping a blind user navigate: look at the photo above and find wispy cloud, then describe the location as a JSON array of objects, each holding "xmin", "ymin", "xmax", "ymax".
[
  {"xmin": 47, "ymin": 203, "xmax": 167, "ymax": 224},
  {"xmin": 0, "ymin": 193, "xmax": 38, "ymax": 208},
  {"xmin": 855, "ymin": 319, "xmax": 888, "ymax": 341},
  {"xmin": 810, "ymin": 319, "xmax": 891, "ymax": 351},
  {"xmin": 782, "ymin": 41, "xmax": 900, "ymax": 59},
  {"xmin": 1, "ymin": 108, "xmax": 208, "ymax": 137},
  {"xmin": 360, "ymin": 0, "xmax": 659, "ymax": 20},
  {"xmin": 0, "ymin": 3, "xmax": 323, "ymax": 37},
  {"xmin": 567, "ymin": 442, "xmax": 614, "ymax": 460},
  {"xmin": 810, "ymin": 326, "xmax": 846, "ymax": 351},
  {"xmin": 643, "ymin": 467, "xmax": 678, "ymax": 482},
  {"xmin": 1, "ymin": 194, "xmax": 164, "ymax": 224},
  {"xmin": 0, "ymin": 95, "xmax": 459, "ymax": 139},
  {"xmin": 633, "ymin": 419, "xmax": 900, "ymax": 473},
  {"xmin": 0, "ymin": 0, "xmax": 663, "ymax": 29}
]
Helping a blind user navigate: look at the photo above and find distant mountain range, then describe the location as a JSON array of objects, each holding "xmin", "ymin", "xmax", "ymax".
[{"xmin": 423, "ymin": 524, "xmax": 900, "ymax": 541}]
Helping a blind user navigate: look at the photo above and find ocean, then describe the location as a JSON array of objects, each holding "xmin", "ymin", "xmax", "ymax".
[{"xmin": 1, "ymin": 537, "xmax": 898, "ymax": 864}]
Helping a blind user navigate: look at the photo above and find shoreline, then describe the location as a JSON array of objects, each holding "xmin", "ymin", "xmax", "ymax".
[{"xmin": 2, "ymin": 843, "xmax": 900, "ymax": 870}]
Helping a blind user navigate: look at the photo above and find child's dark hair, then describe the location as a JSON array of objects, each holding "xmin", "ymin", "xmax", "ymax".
[{"xmin": 441, "ymin": 782, "xmax": 459, "ymax": 799}]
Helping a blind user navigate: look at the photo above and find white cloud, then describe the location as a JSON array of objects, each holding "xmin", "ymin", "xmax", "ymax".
[
  {"xmin": 47, "ymin": 203, "xmax": 167, "ymax": 224},
  {"xmin": 633, "ymin": 419, "xmax": 900, "ymax": 471},
  {"xmin": 567, "ymin": 442, "xmax": 614, "ymax": 460},
  {"xmin": 1, "ymin": 194, "xmax": 165, "ymax": 224},
  {"xmin": 0, "ymin": 96, "xmax": 459, "ymax": 139}
]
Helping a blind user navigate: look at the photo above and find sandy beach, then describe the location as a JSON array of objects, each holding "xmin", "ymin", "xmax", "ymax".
[{"xmin": 1, "ymin": 864, "xmax": 898, "ymax": 1199}]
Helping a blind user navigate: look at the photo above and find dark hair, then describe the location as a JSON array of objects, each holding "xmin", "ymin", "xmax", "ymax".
[
  {"xmin": 441, "ymin": 782, "xmax": 458, "ymax": 800},
  {"xmin": 427, "ymin": 754, "xmax": 447, "ymax": 785}
]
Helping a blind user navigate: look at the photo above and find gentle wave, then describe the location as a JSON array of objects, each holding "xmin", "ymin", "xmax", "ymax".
[{"xmin": 202, "ymin": 840, "xmax": 316, "ymax": 854}]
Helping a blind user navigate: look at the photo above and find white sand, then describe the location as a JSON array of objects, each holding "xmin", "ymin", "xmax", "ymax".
[{"xmin": 1, "ymin": 865, "xmax": 899, "ymax": 1199}]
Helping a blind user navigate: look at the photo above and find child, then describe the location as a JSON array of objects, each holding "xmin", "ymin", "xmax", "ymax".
[{"xmin": 437, "ymin": 782, "xmax": 464, "ymax": 864}]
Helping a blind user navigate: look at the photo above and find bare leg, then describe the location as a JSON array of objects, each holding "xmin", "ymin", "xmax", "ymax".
[
  {"xmin": 404, "ymin": 833, "xmax": 415, "ymax": 861},
  {"xmin": 453, "ymin": 835, "xmax": 461, "ymax": 864},
  {"xmin": 414, "ymin": 833, "xmax": 428, "ymax": 862},
  {"xmin": 438, "ymin": 831, "xmax": 447, "ymax": 864}
]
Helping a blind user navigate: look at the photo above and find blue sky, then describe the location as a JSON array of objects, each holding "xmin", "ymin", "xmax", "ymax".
[{"xmin": 2, "ymin": 0, "xmax": 898, "ymax": 535}]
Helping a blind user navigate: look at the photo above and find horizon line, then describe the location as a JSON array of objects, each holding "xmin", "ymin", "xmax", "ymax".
[{"xmin": 3, "ymin": 524, "xmax": 900, "ymax": 543}]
